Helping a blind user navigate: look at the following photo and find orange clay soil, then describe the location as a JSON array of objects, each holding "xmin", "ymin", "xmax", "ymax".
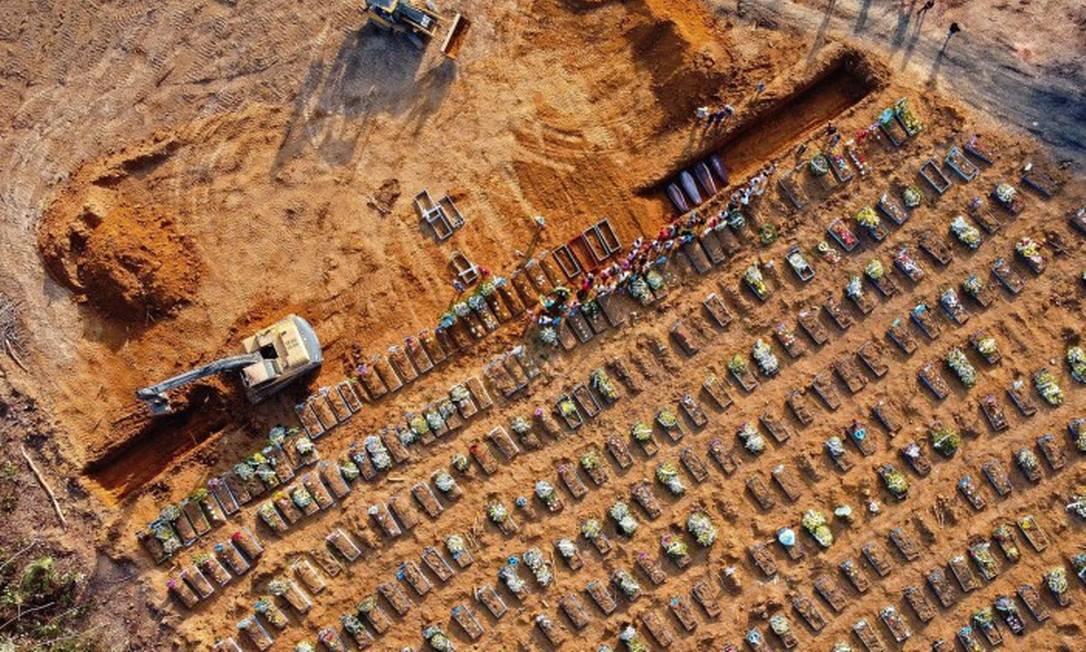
[
  {"xmin": 0, "ymin": 0, "xmax": 1083, "ymax": 650},
  {"xmin": 32, "ymin": 0, "xmax": 791, "ymax": 481},
  {"xmin": 98, "ymin": 56, "xmax": 1086, "ymax": 652}
]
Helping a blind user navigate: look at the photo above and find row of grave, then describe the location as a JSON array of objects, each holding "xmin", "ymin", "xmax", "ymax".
[
  {"xmin": 720, "ymin": 220, "xmax": 1081, "ymax": 419},
  {"xmin": 680, "ymin": 100, "xmax": 1038, "ymax": 293},
  {"xmin": 211, "ymin": 129, "xmax": 1059, "ymax": 647},
  {"xmin": 465, "ymin": 229, "xmax": 1086, "ymax": 566},
  {"xmin": 460, "ymin": 281, "xmax": 1079, "ymax": 559},
  {"xmin": 742, "ymin": 176, "xmax": 1041, "ymax": 313},
  {"xmin": 447, "ymin": 134, "xmax": 1077, "ymax": 647},
  {"xmin": 530, "ymin": 113, "xmax": 946, "ymax": 351},
  {"xmin": 204, "ymin": 310, "xmax": 1077, "ymax": 647},
  {"xmin": 197, "ymin": 358, "xmax": 657, "ymax": 644},
  {"xmin": 736, "ymin": 385, "xmax": 1086, "ymax": 649},
  {"xmin": 675, "ymin": 164, "xmax": 1053, "ymax": 406},
  {"xmin": 195, "ymin": 342, "xmax": 679, "ymax": 637},
  {"xmin": 332, "ymin": 213, "xmax": 627, "ymax": 408},
  {"xmin": 739, "ymin": 404, "xmax": 1084, "ymax": 650},
  {"xmin": 761, "ymin": 524, "xmax": 1082, "ymax": 652},
  {"xmin": 139, "ymin": 364, "xmax": 508, "ymax": 562},
  {"xmin": 607, "ymin": 407, "xmax": 1084, "ymax": 649},
  {"xmin": 211, "ymin": 115, "xmax": 1059, "ymax": 647},
  {"xmin": 531, "ymin": 109, "xmax": 980, "ymax": 356},
  {"xmin": 554, "ymin": 345, "xmax": 1085, "ymax": 647},
  {"xmin": 201, "ymin": 410, "xmax": 1077, "ymax": 647},
  {"xmin": 457, "ymin": 342, "xmax": 1085, "ymax": 645},
  {"xmin": 339, "ymin": 105, "xmax": 939, "ymax": 397},
  {"xmin": 786, "ymin": 142, "xmax": 994, "ymax": 272},
  {"xmin": 211, "ymin": 452, "xmax": 1082, "ymax": 651},
  {"xmin": 585, "ymin": 188, "xmax": 1083, "ymax": 459},
  {"xmin": 750, "ymin": 431, "xmax": 1083, "ymax": 586},
  {"xmin": 200, "ymin": 339, "xmax": 826, "ymax": 648},
  {"xmin": 718, "ymin": 96, "xmax": 926, "ymax": 218}
]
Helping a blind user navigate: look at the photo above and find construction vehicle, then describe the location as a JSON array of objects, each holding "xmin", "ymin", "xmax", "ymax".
[
  {"xmin": 136, "ymin": 314, "xmax": 322, "ymax": 415},
  {"xmin": 365, "ymin": 0, "xmax": 471, "ymax": 59}
]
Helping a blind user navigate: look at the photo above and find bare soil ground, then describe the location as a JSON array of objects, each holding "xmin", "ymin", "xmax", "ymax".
[{"xmin": 0, "ymin": 0, "xmax": 1083, "ymax": 650}]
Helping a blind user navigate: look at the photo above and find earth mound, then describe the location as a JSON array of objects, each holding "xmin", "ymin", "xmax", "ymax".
[{"xmin": 39, "ymin": 156, "xmax": 201, "ymax": 322}]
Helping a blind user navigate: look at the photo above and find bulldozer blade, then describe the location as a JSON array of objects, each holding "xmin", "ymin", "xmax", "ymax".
[{"xmin": 441, "ymin": 13, "xmax": 470, "ymax": 59}]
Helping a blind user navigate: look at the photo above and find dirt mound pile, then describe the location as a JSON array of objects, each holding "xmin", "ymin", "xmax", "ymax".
[
  {"xmin": 625, "ymin": 2, "xmax": 730, "ymax": 123},
  {"xmin": 626, "ymin": 19, "xmax": 729, "ymax": 122},
  {"xmin": 39, "ymin": 180, "xmax": 201, "ymax": 322}
]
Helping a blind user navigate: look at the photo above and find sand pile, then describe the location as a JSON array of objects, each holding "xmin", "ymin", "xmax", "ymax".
[
  {"xmin": 39, "ymin": 159, "xmax": 202, "ymax": 322},
  {"xmin": 625, "ymin": 13, "xmax": 730, "ymax": 123}
]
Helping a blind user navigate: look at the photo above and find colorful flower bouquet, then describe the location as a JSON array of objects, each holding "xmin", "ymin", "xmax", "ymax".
[
  {"xmin": 901, "ymin": 185, "xmax": 923, "ymax": 209},
  {"xmin": 752, "ymin": 338, "xmax": 779, "ymax": 376},
  {"xmin": 930, "ymin": 423, "xmax": 961, "ymax": 457},
  {"xmin": 686, "ymin": 511, "xmax": 717, "ymax": 546},
  {"xmin": 802, "ymin": 509, "xmax": 834, "ymax": 548},
  {"xmin": 950, "ymin": 216, "xmax": 981, "ymax": 249},
  {"xmin": 947, "ymin": 347, "xmax": 977, "ymax": 387},
  {"xmin": 590, "ymin": 368, "xmax": 619, "ymax": 402},
  {"xmin": 737, "ymin": 421, "xmax": 765, "ymax": 454},
  {"xmin": 656, "ymin": 462, "xmax": 685, "ymax": 495},
  {"xmin": 1067, "ymin": 346, "xmax": 1086, "ymax": 383},
  {"xmin": 609, "ymin": 501, "xmax": 638, "ymax": 536},
  {"xmin": 1033, "ymin": 368, "xmax": 1063, "ymax": 406},
  {"xmin": 744, "ymin": 264, "xmax": 769, "ymax": 300}
]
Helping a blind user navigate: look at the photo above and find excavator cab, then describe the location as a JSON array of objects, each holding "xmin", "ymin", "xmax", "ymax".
[
  {"xmin": 364, "ymin": 0, "xmax": 470, "ymax": 58},
  {"xmin": 366, "ymin": 0, "xmax": 440, "ymax": 38},
  {"xmin": 136, "ymin": 314, "xmax": 322, "ymax": 415},
  {"xmin": 238, "ymin": 315, "xmax": 323, "ymax": 402}
]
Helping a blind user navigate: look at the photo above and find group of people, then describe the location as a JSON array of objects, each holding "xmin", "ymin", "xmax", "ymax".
[
  {"xmin": 694, "ymin": 81, "xmax": 767, "ymax": 126},
  {"xmin": 530, "ymin": 160, "xmax": 779, "ymax": 332},
  {"xmin": 695, "ymin": 104, "xmax": 735, "ymax": 126},
  {"xmin": 731, "ymin": 161, "xmax": 777, "ymax": 208}
]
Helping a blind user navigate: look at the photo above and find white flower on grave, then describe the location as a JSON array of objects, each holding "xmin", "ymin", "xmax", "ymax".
[
  {"xmin": 446, "ymin": 534, "xmax": 466, "ymax": 554},
  {"xmin": 609, "ymin": 501, "xmax": 638, "ymax": 535},
  {"xmin": 486, "ymin": 502, "xmax": 509, "ymax": 523},
  {"xmin": 686, "ymin": 511, "xmax": 717, "ymax": 546},
  {"xmin": 538, "ymin": 326, "xmax": 559, "ymax": 346},
  {"xmin": 556, "ymin": 539, "xmax": 578, "ymax": 558},
  {"xmin": 769, "ymin": 614, "xmax": 791, "ymax": 635},
  {"xmin": 364, "ymin": 435, "xmax": 392, "ymax": 468},
  {"xmin": 535, "ymin": 480, "xmax": 557, "ymax": 503},
  {"xmin": 450, "ymin": 384, "xmax": 470, "ymax": 402},
  {"xmin": 523, "ymin": 548, "xmax": 551, "ymax": 586},
  {"xmin": 499, "ymin": 563, "xmax": 526, "ymax": 593},
  {"xmin": 424, "ymin": 409, "xmax": 445, "ymax": 431}
]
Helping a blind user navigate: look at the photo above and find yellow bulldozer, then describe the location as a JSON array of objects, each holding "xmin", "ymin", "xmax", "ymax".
[{"xmin": 365, "ymin": 0, "xmax": 471, "ymax": 59}]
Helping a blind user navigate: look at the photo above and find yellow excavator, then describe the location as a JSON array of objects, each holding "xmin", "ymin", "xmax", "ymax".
[
  {"xmin": 136, "ymin": 314, "xmax": 323, "ymax": 415},
  {"xmin": 365, "ymin": 0, "xmax": 471, "ymax": 59}
]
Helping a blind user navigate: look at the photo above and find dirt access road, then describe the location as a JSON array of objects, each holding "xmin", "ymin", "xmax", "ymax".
[{"xmin": 715, "ymin": 0, "xmax": 1086, "ymax": 164}]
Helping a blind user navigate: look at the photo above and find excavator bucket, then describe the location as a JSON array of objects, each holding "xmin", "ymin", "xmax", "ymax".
[{"xmin": 440, "ymin": 13, "xmax": 470, "ymax": 59}]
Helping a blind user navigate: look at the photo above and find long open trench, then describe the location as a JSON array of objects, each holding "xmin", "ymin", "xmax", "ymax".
[{"xmin": 649, "ymin": 53, "xmax": 878, "ymax": 205}]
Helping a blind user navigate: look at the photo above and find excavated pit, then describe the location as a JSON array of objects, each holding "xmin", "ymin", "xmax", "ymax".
[
  {"xmin": 649, "ymin": 53, "xmax": 879, "ymax": 198},
  {"xmin": 83, "ymin": 384, "xmax": 239, "ymax": 501}
]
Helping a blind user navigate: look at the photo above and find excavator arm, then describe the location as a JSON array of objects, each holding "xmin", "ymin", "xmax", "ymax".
[{"xmin": 136, "ymin": 353, "xmax": 265, "ymax": 415}]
